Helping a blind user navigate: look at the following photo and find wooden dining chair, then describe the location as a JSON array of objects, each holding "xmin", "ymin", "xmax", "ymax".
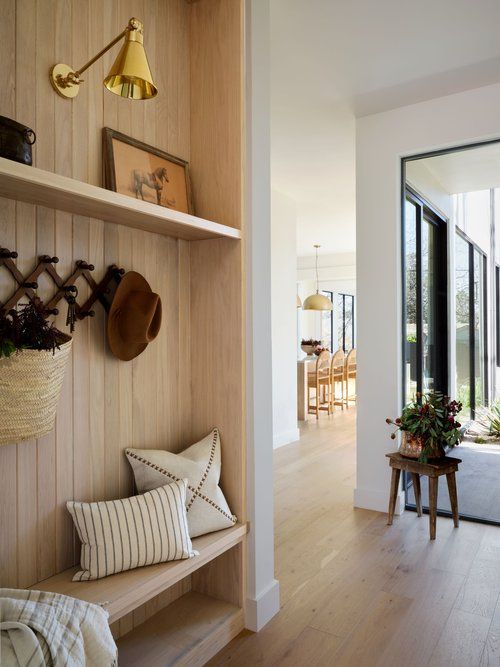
[
  {"xmin": 329, "ymin": 349, "xmax": 345, "ymax": 411},
  {"xmin": 344, "ymin": 348, "xmax": 357, "ymax": 408},
  {"xmin": 307, "ymin": 350, "xmax": 331, "ymax": 419}
]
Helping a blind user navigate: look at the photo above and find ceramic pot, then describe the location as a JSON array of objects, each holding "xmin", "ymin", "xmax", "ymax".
[
  {"xmin": 399, "ymin": 431, "xmax": 446, "ymax": 460},
  {"xmin": 301, "ymin": 344, "xmax": 316, "ymax": 357}
]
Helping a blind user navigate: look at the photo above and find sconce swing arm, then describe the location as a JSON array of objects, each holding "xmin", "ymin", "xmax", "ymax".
[{"xmin": 50, "ymin": 17, "xmax": 157, "ymax": 100}]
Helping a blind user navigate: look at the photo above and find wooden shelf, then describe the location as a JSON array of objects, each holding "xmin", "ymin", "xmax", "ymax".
[
  {"xmin": 31, "ymin": 523, "xmax": 247, "ymax": 624},
  {"xmin": 117, "ymin": 592, "xmax": 244, "ymax": 666},
  {"xmin": 0, "ymin": 158, "xmax": 241, "ymax": 242}
]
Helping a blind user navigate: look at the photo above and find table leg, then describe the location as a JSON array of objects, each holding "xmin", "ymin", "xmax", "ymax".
[
  {"xmin": 411, "ymin": 473, "xmax": 422, "ymax": 517},
  {"xmin": 446, "ymin": 472, "xmax": 459, "ymax": 528},
  {"xmin": 387, "ymin": 467, "xmax": 401, "ymax": 525},
  {"xmin": 429, "ymin": 476, "xmax": 438, "ymax": 540},
  {"xmin": 297, "ymin": 364, "xmax": 307, "ymax": 421}
]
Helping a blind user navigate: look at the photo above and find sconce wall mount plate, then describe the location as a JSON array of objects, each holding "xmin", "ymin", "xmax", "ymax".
[
  {"xmin": 49, "ymin": 17, "xmax": 157, "ymax": 101},
  {"xmin": 50, "ymin": 64, "xmax": 81, "ymax": 99}
]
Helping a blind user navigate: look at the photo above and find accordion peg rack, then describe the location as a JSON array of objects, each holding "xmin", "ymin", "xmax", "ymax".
[{"xmin": 0, "ymin": 247, "xmax": 125, "ymax": 328}]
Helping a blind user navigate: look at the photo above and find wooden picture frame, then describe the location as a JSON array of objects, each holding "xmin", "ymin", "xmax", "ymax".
[{"xmin": 102, "ymin": 127, "xmax": 194, "ymax": 214}]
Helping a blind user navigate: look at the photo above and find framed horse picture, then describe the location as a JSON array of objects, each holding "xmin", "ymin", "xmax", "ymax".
[{"xmin": 102, "ymin": 128, "xmax": 194, "ymax": 214}]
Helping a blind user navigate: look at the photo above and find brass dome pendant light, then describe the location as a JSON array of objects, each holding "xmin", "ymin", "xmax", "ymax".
[
  {"xmin": 303, "ymin": 245, "xmax": 333, "ymax": 311},
  {"xmin": 50, "ymin": 18, "xmax": 157, "ymax": 100}
]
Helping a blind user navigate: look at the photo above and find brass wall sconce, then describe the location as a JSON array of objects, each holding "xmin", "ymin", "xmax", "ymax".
[{"xmin": 50, "ymin": 17, "xmax": 157, "ymax": 100}]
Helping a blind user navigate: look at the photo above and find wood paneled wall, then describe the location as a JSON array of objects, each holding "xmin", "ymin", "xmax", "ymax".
[
  {"xmin": 0, "ymin": 4, "xmax": 245, "ymax": 636},
  {"xmin": 0, "ymin": 0, "xmax": 194, "ymax": 589}
]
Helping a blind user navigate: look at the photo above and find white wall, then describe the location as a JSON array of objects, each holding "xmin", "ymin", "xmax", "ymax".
[
  {"xmin": 245, "ymin": 0, "xmax": 280, "ymax": 632},
  {"xmin": 271, "ymin": 190, "xmax": 300, "ymax": 448},
  {"xmin": 356, "ymin": 81, "xmax": 500, "ymax": 514}
]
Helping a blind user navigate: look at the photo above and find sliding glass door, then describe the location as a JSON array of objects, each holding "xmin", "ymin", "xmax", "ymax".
[
  {"xmin": 456, "ymin": 230, "xmax": 487, "ymax": 419},
  {"xmin": 404, "ymin": 189, "xmax": 448, "ymax": 402}
]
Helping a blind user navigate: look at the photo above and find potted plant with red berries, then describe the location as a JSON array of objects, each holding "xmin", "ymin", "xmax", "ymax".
[{"xmin": 386, "ymin": 392, "xmax": 462, "ymax": 462}]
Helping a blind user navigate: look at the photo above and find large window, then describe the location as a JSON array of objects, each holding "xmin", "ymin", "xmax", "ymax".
[
  {"xmin": 337, "ymin": 293, "xmax": 355, "ymax": 352},
  {"xmin": 455, "ymin": 230, "xmax": 488, "ymax": 419},
  {"xmin": 404, "ymin": 189, "xmax": 448, "ymax": 402},
  {"xmin": 320, "ymin": 291, "xmax": 355, "ymax": 352}
]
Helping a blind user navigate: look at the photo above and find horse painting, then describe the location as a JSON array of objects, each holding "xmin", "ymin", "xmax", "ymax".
[{"xmin": 133, "ymin": 167, "xmax": 169, "ymax": 205}]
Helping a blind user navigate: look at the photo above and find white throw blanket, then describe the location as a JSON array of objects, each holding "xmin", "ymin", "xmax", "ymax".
[{"xmin": 0, "ymin": 588, "xmax": 117, "ymax": 667}]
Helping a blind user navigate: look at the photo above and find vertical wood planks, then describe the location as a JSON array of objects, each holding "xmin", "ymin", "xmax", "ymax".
[
  {"xmin": 71, "ymin": 0, "xmax": 91, "ymax": 513},
  {"xmin": 188, "ymin": 1, "xmax": 245, "ymax": 611},
  {"xmin": 53, "ymin": 0, "xmax": 75, "ymax": 572},
  {"xmin": 35, "ymin": 0, "xmax": 57, "ymax": 583},
  {"xmin": 88, "ymin": 0, "xmax": 106, "ymax": 505},
  {"xmin": 189, "ymin": 0, "xmax": 243, "ymax": 229},
  {"xmin": 0, "ymin": 6, "xmax": 245, "ymax": 646},
  {"xmin": 0, "ymin": 0, "xmax": 18, "ymax": 588},
  {"xmin": 15, "ymin": 0, "xmax": 38, "ymax": 588}
]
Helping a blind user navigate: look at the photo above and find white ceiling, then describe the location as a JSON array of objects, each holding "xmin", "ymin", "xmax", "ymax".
[
  {"xmin": 270, "ymin": 0, "xmax": 500, "ymax": 256},
  {"xmin": 416, "ymin": 142, "xmax": 500, "ymax": 194}
]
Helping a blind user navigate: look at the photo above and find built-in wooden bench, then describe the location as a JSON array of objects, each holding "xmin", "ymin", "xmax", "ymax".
[{"xmin": 31, "ymin": 524, "xmax": 247, "ymax": 665}]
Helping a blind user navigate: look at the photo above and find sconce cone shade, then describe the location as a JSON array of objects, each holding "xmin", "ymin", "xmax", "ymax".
[
  {"xmin": 104, "ymin": 33, "xmax": 157, "ymax": 99},
  {"xmin": 303, "ymin": 292, "xmax": 333, "ymax": 311}
]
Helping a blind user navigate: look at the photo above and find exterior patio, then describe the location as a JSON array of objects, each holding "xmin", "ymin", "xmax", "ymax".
[{"xmin": 407, "ymin": 438, "xmax": 500, "ymax": 524}]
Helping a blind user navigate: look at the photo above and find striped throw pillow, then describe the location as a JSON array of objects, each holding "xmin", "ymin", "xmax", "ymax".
[{"xmin": 67, "ymin": 480, "xmax": 197, "ymax": 581}]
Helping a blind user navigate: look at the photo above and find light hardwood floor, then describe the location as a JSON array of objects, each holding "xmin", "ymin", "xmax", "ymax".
[{"xmin": 210, "ymin": 409, "xmax": 500, "ymax": 666}]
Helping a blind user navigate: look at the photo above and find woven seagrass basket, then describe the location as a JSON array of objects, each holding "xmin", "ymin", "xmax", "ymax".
[{"xmin": 0, "ymin": 336, "xmax": 72, "ymax": 445}]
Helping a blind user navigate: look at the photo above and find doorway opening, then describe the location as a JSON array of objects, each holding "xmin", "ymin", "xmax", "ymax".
[{"xmin": 402, "ymin": 138, "xmax": 500, "ymax": 526}]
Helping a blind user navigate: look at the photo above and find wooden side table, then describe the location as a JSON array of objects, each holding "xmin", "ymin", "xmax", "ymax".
[{"xmin": 386, "ymin": 452, "xmax": 462, "ymax": 540}]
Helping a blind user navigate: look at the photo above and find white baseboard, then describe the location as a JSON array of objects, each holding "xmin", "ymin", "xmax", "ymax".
[
  {"xmin": 245, "ymin": 578, "xmax": 280, "ymax": 632},
  {"xmin": 273, "ymin": 427, "xmax": 300, "ymax": 449},
  {"xmin": 353, "ymin": 486, "xmax": 405, "ymax": 515}
]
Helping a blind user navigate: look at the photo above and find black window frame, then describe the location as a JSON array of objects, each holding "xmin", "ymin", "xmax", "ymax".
[
  {"xmin": 456, "ymin": 227, "xmax": 488, "ymax": 417},
  {"xmin": 321, "ymin": 290, "xmax": 334, "ymax": 351},
  {"xmin": 403, "ymin": 187, "xmax": 449, "ymax": 399},
  {"xmin": 320, "ymin": 290, "xmax": 355, "ymax": 353},
  {"xmin": 338, "ymin": 293, "xmax": 355, "ymax": 352},
  {"xmin": 496, "ymin": 265, "xmax": 500, "ymax": 367}
]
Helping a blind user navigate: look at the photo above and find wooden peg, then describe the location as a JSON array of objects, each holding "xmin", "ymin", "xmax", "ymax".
[
  {"xmin": 0, "ymin": 248, "xmax": 18, "ymax": 259},
  {"xmin": 76, "ymin": 260, "xmax": 94, "ymax": 271}
]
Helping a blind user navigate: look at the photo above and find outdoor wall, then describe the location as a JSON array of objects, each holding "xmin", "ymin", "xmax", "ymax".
[
  {"xmin": 406, "ymin": 160, "xmax": 453, "ymax": 219},
  {"xmin": 456, "ymin": 190, "xmax": 492, "ymax": 252},
  {"xmin": 271, "ymin": 190, "xmax": 300, "ymax": 448},
  {"xmin": 356, "ymin": 81, "xmax": 500, "ymax": 514}
]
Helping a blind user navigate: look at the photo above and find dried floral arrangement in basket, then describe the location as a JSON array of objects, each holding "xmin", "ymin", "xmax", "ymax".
[
  {"xmin": 0, "ymin": 299, "xmax": 68, "ymax": 358},
  {"xmin": 0, "ymin": 300, "xmax": 72, "ymax": 445}
]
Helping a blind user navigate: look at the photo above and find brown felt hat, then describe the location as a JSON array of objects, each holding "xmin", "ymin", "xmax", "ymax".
[{"xmin": 107, "ymin": 271, "xmax": 162, "ymax": 361}]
